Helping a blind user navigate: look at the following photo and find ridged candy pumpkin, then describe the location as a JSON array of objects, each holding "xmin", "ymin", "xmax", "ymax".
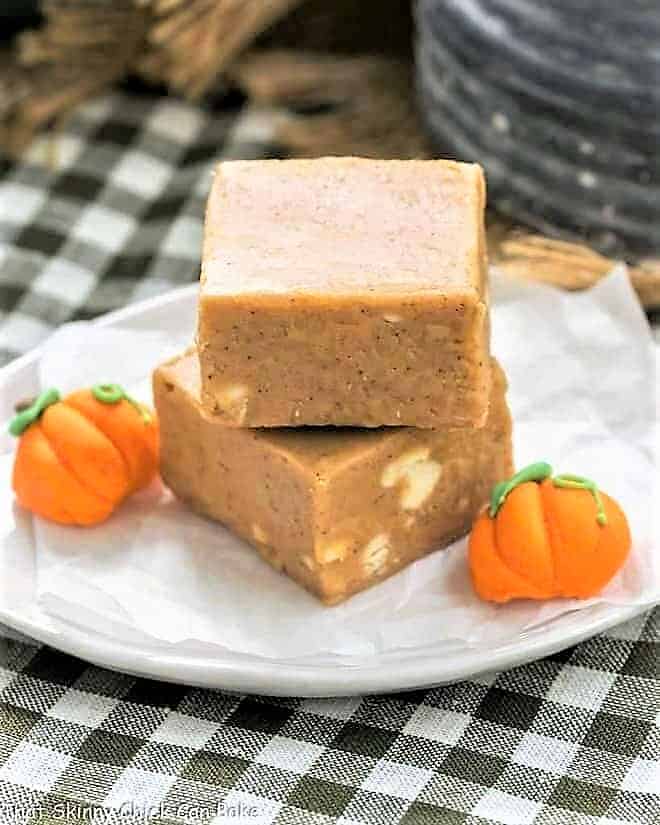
[
  {"xmin": 468, "ymin": 462, "xmax": 631, "ymax": 603},
  {"xmin": 10, "ymin": 384, "xmax": 159, "ymax": 526}
]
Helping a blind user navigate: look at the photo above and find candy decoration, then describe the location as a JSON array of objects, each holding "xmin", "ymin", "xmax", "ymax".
[
  {"xmin": 469, "ymin": 462, "xmax": 631, "ymax": 603},
  {"xmin": 10, "ymin": 384, "xmax": 159, "ymax": 526},
  {"xmin": 9, "ymin": 389, "xmax": 61, "ymax": 437}
]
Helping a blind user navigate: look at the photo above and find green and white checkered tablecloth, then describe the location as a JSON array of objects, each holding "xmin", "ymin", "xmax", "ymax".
[{"xmin": 0, "ymin": 88, "xmax": 658, "ymax": 825}]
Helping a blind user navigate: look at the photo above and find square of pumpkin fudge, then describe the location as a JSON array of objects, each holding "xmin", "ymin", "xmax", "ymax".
[
  {"xmin": 198, "ymin": 157, "xmax": 491, "ymax": 428},
  {"xmin": 153, "ymin": 350, "xmax": 512, "ymax": 606}
]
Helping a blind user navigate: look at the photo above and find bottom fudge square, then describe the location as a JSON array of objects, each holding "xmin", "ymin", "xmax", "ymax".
[{"xmin": 153, "ymin": 350, "xmax": 513, "ymax": 605}]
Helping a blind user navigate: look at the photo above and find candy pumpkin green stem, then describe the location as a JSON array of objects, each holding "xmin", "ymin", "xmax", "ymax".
[
  {"xmin": 489, "ymin": 461, "xmax": 552, "ymax": 517},
  {"xmin": 9, "ymin": 383, "xmax": 152, "ymax": 439},
  {"xmin": 489, "ymin": 462, "xmax": 608, "ymax": 526},
  {"xmin": 553, "ymin": 474, "xmax": 607, "ymax": 526},
  {"xmin": 92, "ymin": 383, "xmax": 152, "ymax": 424},
  {"xmin": 9, "ymin": 388, "xmax": 60, "ymax": 436}
]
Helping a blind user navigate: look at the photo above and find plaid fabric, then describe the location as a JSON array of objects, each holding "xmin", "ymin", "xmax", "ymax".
[
  {"xmin": 0, "ymin": 88, "xmax": 659, "ymax": 825},
  {"xmin": 0, "ymin": 612, "xmax": 657, "ymax": 825},
  {"xmin": 0, "ymin": 85, "xmax": 267, "ymax": 362}
]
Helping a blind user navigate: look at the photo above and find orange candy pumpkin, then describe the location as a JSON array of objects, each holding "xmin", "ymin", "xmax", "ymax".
[
  {"xmin": 10, "ymin": 384, "xmax": 159, "ymax": 526},
  {"xmin": 468, "ymin": 462, "xmax": 631, "ymax": 603}
]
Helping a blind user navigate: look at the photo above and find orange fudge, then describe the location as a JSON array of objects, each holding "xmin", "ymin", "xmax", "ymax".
[
  {"xmin": 198, "ymin": 157, "xmax": 491, "ymax": 428},
  {"xmin": 153, "ymin": 350, "xmax": 512, "ymax": 605}
]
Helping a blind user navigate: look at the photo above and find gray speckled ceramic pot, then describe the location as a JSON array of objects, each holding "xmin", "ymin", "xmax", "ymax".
[{"xmin": 415, "ymin": 0, "xmax": 660, "ymax": 257}]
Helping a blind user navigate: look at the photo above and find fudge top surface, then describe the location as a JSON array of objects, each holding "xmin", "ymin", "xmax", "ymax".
[
  {"xmin": 156, "ymin": 351, "xmax": 505, "ymax": 473},
  {"xmin": 201, "ymin": 157, "xmax": 486, "ymax": 300}
]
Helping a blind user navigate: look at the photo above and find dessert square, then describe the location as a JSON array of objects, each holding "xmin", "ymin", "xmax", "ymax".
[
  {"xmin": 198, "ymin": 157, "xmax": 490, "ymax": 428},
  {"xmin": 153, "ymin": 350, "xmax": 512, "ymax": 605}
]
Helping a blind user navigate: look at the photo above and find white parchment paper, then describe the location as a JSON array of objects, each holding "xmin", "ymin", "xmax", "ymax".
[{"xmin": 0, "ymin": 268, "xmax": 658, "ymax": 659}]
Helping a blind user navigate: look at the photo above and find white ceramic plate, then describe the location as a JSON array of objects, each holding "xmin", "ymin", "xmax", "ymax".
[{"xmin": 0, "ymin": 286, "xmax": 653, "ymax": 697}]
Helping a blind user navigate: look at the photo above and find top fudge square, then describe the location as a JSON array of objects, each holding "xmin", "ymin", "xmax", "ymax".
[{"xmin": 198, "ymin": 157, "xmax": 491, "ymax": 428}]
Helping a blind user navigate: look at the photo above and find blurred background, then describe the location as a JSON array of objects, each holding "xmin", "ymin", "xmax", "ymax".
[{"xmin": 0, "ymin": 0, "xmax": 658, "ymax": 324}]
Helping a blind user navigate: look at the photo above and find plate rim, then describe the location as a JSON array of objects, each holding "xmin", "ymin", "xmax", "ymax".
[
  {"xmin": 0, "ymin": 601, "xmax": 651, "ymax": 697},
  {"xmin": 0, "ymin": 286, "xmax": 656, "ymax": 696}
]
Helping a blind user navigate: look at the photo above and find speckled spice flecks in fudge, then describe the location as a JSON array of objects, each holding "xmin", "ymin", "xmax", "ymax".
[
  {"xmin": 197, "ymin": 157, "xmax": 491, "ymax": 428},
  {"xmin": 153, "ymin": 350, "xmax": 513, "ymax": 605}
]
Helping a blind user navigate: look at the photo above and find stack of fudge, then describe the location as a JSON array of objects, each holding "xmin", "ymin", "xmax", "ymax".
[{"xmin": 153, "ymin": 158, "xmax": 513, "ymax": 606}]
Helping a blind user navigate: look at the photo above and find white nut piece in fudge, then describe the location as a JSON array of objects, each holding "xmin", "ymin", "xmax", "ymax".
[
  {"xmin": 214, "ymin": 383, "xmax": 249, "ymax": 424},
  {"xmin": 362, "ymin": 534, "xmax": 391, "ymax": 576},
  {"xmin": 381, "ymin": 447, "xmax": 443, "ymax": 510},
  {"xmin": 315, "ymin": 539, "xmax": 350, "ymax": 566},
  {"xmin": 252, "ymin": 523, "xmax": 269, "ymax": 544},
  {"xmin": 154, "ymin": 350, "xmax": 513, "ymax": 605}
]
